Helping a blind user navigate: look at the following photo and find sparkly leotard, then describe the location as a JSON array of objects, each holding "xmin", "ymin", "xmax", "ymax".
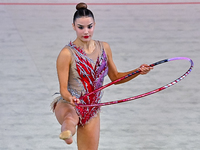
[{"xmin": 52, "ymin": 40, "xmax": 108, "ymax": 126}]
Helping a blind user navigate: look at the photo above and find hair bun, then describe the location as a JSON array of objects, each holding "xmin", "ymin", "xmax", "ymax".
[{"xmin": 76, "ymin": 2, "xmax": 87, "ymax": 10}]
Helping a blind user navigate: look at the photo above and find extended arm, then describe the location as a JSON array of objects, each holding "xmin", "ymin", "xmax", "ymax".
[{"xmin": 103, "ymin": 42, "xmax": 153, "ymax": 84}]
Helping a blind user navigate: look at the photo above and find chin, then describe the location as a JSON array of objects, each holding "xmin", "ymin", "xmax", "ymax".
[{"xmin": 82, "ymin": 38, "xmax": 91, "ymax": 42}]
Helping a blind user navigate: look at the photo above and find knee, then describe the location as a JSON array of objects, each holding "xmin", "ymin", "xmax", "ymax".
[{"xmin": 55, "ymin": 107, "xmax": 78, "ymax": 125}]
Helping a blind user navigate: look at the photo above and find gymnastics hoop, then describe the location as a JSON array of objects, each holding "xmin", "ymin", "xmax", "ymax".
[{"xmin": 77, "ymin": 57, "xmax": 193, "ymax": 107}]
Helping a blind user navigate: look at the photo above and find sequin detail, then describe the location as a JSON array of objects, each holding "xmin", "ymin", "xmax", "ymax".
[{"xmin": 68, "ymin": 42, "xmax": 108, "ymax": 126}]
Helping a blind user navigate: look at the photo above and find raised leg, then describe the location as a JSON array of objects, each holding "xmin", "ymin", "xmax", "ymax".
[{"xmin": 54, "ymin": 101, "xmax": 79, "ymax": 144}]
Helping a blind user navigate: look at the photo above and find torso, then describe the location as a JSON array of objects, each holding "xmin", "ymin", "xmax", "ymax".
[
  {"xmin": 66, "ymin": 40, "xmax": 108, "ymax": 103},
  {"xmin": 66, "ymin": 40, "xmax": 108, "ymax": 125}
]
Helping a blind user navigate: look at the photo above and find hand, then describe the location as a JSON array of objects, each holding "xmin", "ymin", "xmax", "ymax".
[
  {"xmin": 65, "ymin": 95, "xmax": 80, "ymax": 106},
  {"xmin": 71, "ymin": 96, "xmax": 80, "ymax": 104},
  {"xmin": 139, "ymin": 64, "xmax": 153, "ymax": 75}
]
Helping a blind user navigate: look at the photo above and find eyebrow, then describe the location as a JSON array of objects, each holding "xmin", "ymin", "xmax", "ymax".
[{"xmin": 77, "ymin": 23, "xmax": 93, "ymax": 26}]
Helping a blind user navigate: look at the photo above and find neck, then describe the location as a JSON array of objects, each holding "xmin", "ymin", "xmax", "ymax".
[{"xmin": 73, "ymin": 39, "xmax": 95, "ymax": 54}]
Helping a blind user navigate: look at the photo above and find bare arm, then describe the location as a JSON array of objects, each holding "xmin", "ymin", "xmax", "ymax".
[
  {"xmin": 103, "ymin": 42, "xmax": 153, "ymax": 84},
  {"xmin": 56, "ymin": 47, "xmax": 79, "ymax": 104}
]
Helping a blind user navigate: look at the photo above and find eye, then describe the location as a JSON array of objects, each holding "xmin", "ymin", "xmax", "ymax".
[
  {"xmin": 88, "ymin": 25, "xmax": 93, "ymax": 29},
  {"xmin": 78, "ymin": 26, "xmax": 84, "ymax": 30}
]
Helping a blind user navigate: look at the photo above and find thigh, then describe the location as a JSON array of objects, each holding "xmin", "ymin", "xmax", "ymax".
[
  {"xmin": 54, "ymin": 101, "xmax": 79, "ymax": 125},
  {"xmin": 77, "ymin": 113, "xmax": 100, "ymax": 150}
]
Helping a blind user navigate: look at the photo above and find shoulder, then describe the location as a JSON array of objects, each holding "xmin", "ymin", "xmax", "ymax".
[
  {"xmin": 57, "ymin": 46, "xmax": 72, "ymax": 64},
  {"xmin": 59, "ymin": 46, "xmax": 72, "ymax": 57},
  {"xmin": 101, "ymin": 41, "xmax": 110, "ymax": 49},
  {"xmin": 94, "ymin": 40, "xmax": 110, "ymax": 49},
  {"xmin": 101, "ymin": 41, "xmax": 112, "ymax": 57}
]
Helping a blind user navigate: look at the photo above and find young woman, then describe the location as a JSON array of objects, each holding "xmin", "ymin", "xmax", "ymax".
[{"xmin": 51, "ymin": 2, "xmax": 153, "ymax": 150}]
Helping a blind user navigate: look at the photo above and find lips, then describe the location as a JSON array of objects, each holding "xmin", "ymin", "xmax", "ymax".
[{"xmin": 83, "ymin": 36, "xmax": 89, "ymax": 39}]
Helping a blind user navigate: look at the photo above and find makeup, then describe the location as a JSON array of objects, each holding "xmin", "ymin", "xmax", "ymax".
[{"xmin": 83, "ymin": 36, "xmax": 89, "ymax": 39}]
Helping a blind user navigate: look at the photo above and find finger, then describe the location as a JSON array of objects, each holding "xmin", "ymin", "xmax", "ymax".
[
  {"xmin": 73, "ymin": 98, "xmax": 77, "ymax": 103},
  {"xmin": 76, "ymin": 99, "xmax": 80, "ymax": 104},
  {"xmin": 73, "ymin": 98, "xmax": 80, "ymax": 104}
]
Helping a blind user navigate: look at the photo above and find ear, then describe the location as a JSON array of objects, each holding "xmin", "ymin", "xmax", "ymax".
[{"xmin": 72, "ymin": 23, "xmax": 75, "ymax": 31}]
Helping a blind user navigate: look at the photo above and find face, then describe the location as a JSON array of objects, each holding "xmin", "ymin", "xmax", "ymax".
[{"xmin": 73, "ymin": 17, "xmax": 95, "ymax": 42}]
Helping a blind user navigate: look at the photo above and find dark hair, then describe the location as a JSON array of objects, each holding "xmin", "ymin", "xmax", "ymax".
[{"xmin": 73, "ymin": 3, "xmax": 95, "ymax": 24}]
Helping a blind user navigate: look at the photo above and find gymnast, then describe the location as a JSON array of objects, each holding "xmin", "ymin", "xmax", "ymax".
[{"xmin": 51, "ymin": 2, "xmax": 152, "ymax": 150}]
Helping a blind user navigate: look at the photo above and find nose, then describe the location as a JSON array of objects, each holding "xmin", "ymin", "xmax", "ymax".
[{"xmin": 83, "ymin": 28, "xmax": 89, "ymax": 34}]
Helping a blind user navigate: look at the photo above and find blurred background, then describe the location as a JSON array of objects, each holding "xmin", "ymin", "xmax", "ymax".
[{"xmin": 0, "ymin": 0, "xmax": 200, "ymax": 149}]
